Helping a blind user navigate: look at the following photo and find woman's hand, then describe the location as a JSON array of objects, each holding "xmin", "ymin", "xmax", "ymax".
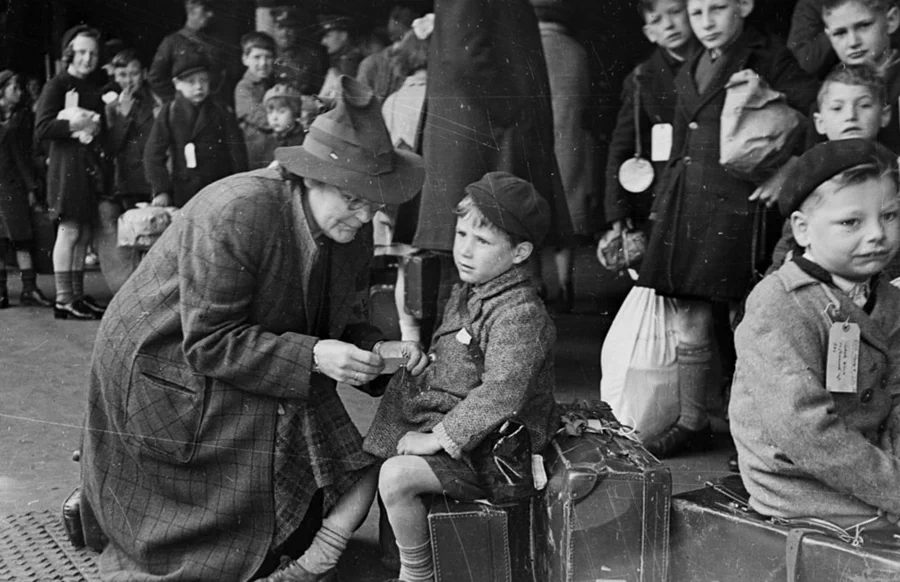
[
  {"xmin": 374, "ymin": 340, "xmax": 430, "ymax": 376},
  {"xmin": 313, "ymin": 339, "xmax": 383, "ymax": 386},
  {"xmin": 597, "ymin": 219, "xmax": 627, "ymax": 269},
  {"xmin": 151, "ymin": 193, "xmax": 171, "ymax": 207},
  {"xmin": 67, "ymin": 108, "xmax": 95, "ymax": 133},
  {"xmin": 397, "ymin": 431, "xmax": 442, "ymax": 455}
]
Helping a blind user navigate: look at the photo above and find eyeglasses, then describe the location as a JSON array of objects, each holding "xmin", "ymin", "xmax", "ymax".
[{"xmin": 342, "ymin": 193, "xmax": 387, "ymax": 213}]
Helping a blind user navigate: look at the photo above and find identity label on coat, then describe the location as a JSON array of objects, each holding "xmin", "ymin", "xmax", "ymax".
[
  {"xmin": 184, "ymin": 143, "xmax": 197, "ymax": 169},
  {"xmin": 826, "ymin": 322, "xmax": 860, "ymax": 393},
  {"xmin": 651, "ymin": 123, "xmax": 673, "ymax": 162},
  {"xmin": 65, "ymin": 90, "xmax": 79, "ymax": 109}
]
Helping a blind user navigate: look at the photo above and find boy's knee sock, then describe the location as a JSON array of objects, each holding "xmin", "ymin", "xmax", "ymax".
[
  {"xmin": 397, "ymin": 539, "xmax": 434, "ymax": 582},
  {"xmin": 677, "ymin": 341, "xmax": 713, "ymax": 430},
  {"xmin": 72, "ymin": 270, "xmax": 84, "ymax": 300},
  {"xmin": 296, "ymin": 517, "xmax": 352, "ymax": 574},
  {"xmin": 55, "ymin": 271, "xmax": 73, "ymax": 304}
]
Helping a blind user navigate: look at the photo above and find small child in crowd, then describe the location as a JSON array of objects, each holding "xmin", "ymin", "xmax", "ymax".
[
  {"xmin": 363, "ymin": 172, "xmax": 558, "ymax": 582},
  {"xmin": 602, "ymin": 0, "xmax": 697, "ymax": 263},
  {"xmin": 821, "ymin": 0, "xmax": 900, "ymax": 152},
  {"xmin": 235, "ymin": 31, "xmax": 276, "ymax": 169},
  {"xmin": 730, "ymin": 139, "xmax": 900, "ymax": 531},
  {"xmin": 144, "ymin": 52, "xmax": 248, "ymax": 207},
  {"xmin": 264, "ymin": 83, "xmax": 307, "ymax": 151}
]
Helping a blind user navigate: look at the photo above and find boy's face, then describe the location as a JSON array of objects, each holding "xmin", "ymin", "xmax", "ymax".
[
  {"xmin": 267, "ymin": 105, "xmax": 296, "ymax": 133},
  {"xmin": 643, "ymin": 0, "xmax": 693, "ymax": 52},
  {"xmin": 2, "ymin": 78, "xmax": 22, "ymax": 107},
  {"xmin": 814, "ymin": 81, "xmax": 890, "ymax": 140},
  {"xmin": 687, "ymin": 0, "xmax": 753, "ymax": 51},
  {"xmin": 114, "ymin": 60, "xmax": 144, "ymax": 93},
  {"xmin": 823, "ymin": 1, "xmax": 900, "ymax": 66},
  {"xmin": 453, "ymin": 212, "xmax": 531, "ymax": 285},
  {"xmin": 321, "ymin": 29, "xmax": 349, "ymax": 55},
  {"xmin": 174, "ymin": 70, "xmax": 210, "ymax": 105},
  {"xmin": 242, "ymin": 47, "xmax": 274, "ymax": 80},
  {"xmin": 792, "ymin": 174, "xmax": 900, "ymax": 282}
]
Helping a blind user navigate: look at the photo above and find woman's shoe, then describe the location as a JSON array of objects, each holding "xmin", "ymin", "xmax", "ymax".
[
  {"xmin": 80, "ymin": 295, "xmax": 106, "ymax": 317},
  {"xmin": 0, "ymin": 294, "xmax": 8, "ymax": 309},
  {"xmin": 644, "ymin": 423, "xmax": 714, "ymax": 459},
  {"xmin": 54, "ymin": 300, "xmax": 95, "ymax": 320},
  {"xmin": 20, "ymin": 288, "xmax": 54, "ymax": 307}
]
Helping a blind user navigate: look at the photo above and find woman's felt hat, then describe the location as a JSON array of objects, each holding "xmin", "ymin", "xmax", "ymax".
[{"xmin": 274, "ymin": 75, "xmax": 424, "ymax": 205}]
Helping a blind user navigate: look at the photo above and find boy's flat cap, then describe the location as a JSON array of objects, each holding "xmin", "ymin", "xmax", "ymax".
[
  {"xmin": 172, "ymin": 51, "xmax": 210, "ymax": 80},
  {"xmin": 778, "ymin": 138, "xmax": 898, "ymax": 217},
  {"xmin": 464, "ymin": 171, "xmax": 551, "ymax": 245},
  {"xmin": 319, "ymin": 15, "xmax": 353, "ymax": 34}
]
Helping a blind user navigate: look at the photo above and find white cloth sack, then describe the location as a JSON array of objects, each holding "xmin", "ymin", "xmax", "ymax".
[
  {"xmin": 600, "ymin": 285, "xmax": 679, "ymax": 443},
  {"xmin": 117, "ymin": 206, "xmax": 175, "ymax": 249}
]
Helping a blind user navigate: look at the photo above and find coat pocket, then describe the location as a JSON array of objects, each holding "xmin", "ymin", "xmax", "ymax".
[{"xmin": 125, "ymin": 354, "xmax": 207, "ymax": 464}]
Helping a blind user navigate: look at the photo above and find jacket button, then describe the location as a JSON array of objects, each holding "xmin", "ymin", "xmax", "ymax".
[
  {"xmin": 860, "ymin": 389, "xmax": 874, "ymax": 403},
  {"xmin": 683, "ymin": 156, "xmax": 692, "ymax": 166},
  {"xmin": 688, "ymin": 122, "xmax": 698, "ymax": 130}
]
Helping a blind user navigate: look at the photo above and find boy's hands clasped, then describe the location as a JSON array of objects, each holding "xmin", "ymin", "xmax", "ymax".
[{"xmin": 313, "ymin": 339, "xmax": 429, "ymax": 386}]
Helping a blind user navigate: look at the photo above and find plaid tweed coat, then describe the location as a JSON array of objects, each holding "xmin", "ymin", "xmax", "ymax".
[{"xmin": 81, "ymin": 167, "xmax": 383, "ymax": 581}]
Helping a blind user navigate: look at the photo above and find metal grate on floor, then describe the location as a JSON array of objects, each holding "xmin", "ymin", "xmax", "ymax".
[{"xmin": 0, "ymin": 510, "xmax": 100, "ymax": 581}]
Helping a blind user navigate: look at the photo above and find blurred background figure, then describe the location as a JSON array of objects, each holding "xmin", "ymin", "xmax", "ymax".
[
  {"xmin": 271, "ymin": 6, "xmax": 327, "ymax": 94},
  {"xmin": 357, "ymin": 3, "xmax": 418, "ymax": 101},
  {"xmin": 318, "ymin": 15, "xmax": 363, "ymax": 103}
]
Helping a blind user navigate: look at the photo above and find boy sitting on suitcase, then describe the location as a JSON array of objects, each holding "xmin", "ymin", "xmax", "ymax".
[
  {"xmin": 363, "ymin": 171, "xmax": 558, "ymax": 582},
  {"xmin": 730, "ymin": 138, "xmax": 900, "ymax": 531}
]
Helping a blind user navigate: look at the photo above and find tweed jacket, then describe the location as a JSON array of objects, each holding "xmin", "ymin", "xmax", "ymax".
[
  {"xmin": 81, "ymin": 168, "xmax": 384, "ymax": 581},
  {"xmin": 364, "ymin": 265, "xmax": 558, "ymax": 461},
  {"xmin": 730, "ymin": 260, "xmax": 900, "ymax": 525},
  {"xmin": 144, "ymin": 94, "xmax": 248, "ymax": 207},
  {"xmin": 105, "ymin": 84, "xmax": 155, "ymax": 197},
  {"xmin": 235, "ymin": 70, "xmax": 274, "ymax": 169},
  {"xmin": 637, "ymin": 27, "xmax": 817, "ymax": 302},
  {"xmin": 604, "ymin": 47, "xmax": 686, "ymax": 227}
]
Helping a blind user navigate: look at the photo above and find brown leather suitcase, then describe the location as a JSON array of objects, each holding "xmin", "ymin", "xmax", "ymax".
[
  {"xmin": 543, "ymin": 401, "xmax": 671, "ymax": 582},
  {"xmin": 670, "ymin": 476, "xmax": 900, "ymax": 582},
  {"xmin": 427, "ymin": 495, "xmax": 543, "ymax": 582}
]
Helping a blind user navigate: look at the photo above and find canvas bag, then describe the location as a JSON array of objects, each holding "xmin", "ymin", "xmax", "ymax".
[
  {"xmin": 720, "ymin": 69, "xmax": 805, "ymax": 183},
  {"xmin": 600, "ymin": 286, "xmax": 679, "ymax": 442}
]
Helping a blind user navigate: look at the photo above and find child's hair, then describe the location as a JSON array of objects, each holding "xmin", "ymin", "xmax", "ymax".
[
  {"xmin": 822, "ymin": 0, "xmax": 897, "ymax": 16},
  {"xmin": 111, "ymin": 48, "xmax": 142, "ymax": 69},
  {"xmin": 392, "ymin": 29, "xmax": 428, "ymax": 77},
  {"xmin": 265, "ymin": 96, "xmax": 300, "ymax": 116},
  {"xmin": 803, "ymin": 163, "xmax": 900, "ymax": 212},
  {"xmin": 454, "ymin": 195, "xmax": 527, "ymax": 246},
  {"xmin": 241, "ymin": 31, "xmax": 276, "ymax": 56},
  {"xmin": 817, "ymin": 64, "xmax": 887, "ymax": 109},
  {"xmin": 637, "ymin": 0, "xmax": 685, "ymax": 16}
]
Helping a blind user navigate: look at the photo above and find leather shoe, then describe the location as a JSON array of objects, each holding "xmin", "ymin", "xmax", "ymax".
[
  {"xmin": 728, "ymin": 453, "xmax": 740, "ymax": 473},
  {"xmin": 20, "ymin": 288, "xmax": 54, "ymax": 307},
  {"xmin": 54, "ymin": 300, "xmax": 95, "ymax": 320},
  {"xmin": 644, "ymin": 423, "xmax": 713, "ymax": 459},
  {"xmin": 80, "ymin": 295, "xmax": 106, "ymax": 316},
  {"xmin": 257, "ymin": 561, "xmax": 335, "ymax": 582}
]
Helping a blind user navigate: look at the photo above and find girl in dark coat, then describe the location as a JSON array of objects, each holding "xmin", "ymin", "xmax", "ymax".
[
  {"xmin": 0, "ymin": 71, "xmax": 53, "ymax": 308},
  {"xmin": 34, "ymin": 25, "xmax": 107, "ymax": 320},
  {"xmin": 637, "ymin": 0, "xmax": 817, "ymax": 459}
]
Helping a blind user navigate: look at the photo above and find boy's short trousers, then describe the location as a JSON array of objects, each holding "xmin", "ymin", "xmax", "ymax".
[{"xmin": 424, "ymin": 453, "xmax": 488, "ymax": 501}]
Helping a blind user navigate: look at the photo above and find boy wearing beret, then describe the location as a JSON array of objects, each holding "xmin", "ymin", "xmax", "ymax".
[
  {"xmin": 362, "ymin": 172, "xmax": 558, "ymax": 582},
  {"xmin": 730, "ymin": 138, "xmax": 900, "ymax": 529},
  {"xmin": 143, "ymin": 52, "xmax": 247, "ymax": 207}
]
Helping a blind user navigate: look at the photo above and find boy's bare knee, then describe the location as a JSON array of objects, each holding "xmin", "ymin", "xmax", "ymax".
[{"xmin": 378, "ymin": 456, "xmax": 432, "ymax": 506}]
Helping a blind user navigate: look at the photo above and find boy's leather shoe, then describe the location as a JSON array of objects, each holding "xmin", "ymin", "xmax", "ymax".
[
  {"xmin": 644, "ymin": 423, "xmax": 713, "ymax": 459},
  {"xmin": 258, "ymin": 561, "xmax": 336, "ymax": 582},
  {"xmin": 20, "ymin": 288, "xmax": 53, "ymax": 307},
  {"xmin": 80, "ymin": 295, "xmax": 106, "ymax": 316},
  {"xmin": 54, "ymin": 300, "xmax": 94, "ymax": 320}
]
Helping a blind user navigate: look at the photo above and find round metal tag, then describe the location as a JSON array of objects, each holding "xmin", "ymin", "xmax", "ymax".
[{"xmin": 618, "ymin": 157, "xmax": 655, "ymax": 194}]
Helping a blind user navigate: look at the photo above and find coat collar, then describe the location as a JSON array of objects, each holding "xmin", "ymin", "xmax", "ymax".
[
  {"xmin": 776, "ymin": 260, "xmax": 890, "ymax": 355},
  {"xmin": 173, "ymin": 94, "xmax": 211, "ymax": 139},
  {"xmin": 459, "ymin": 264, "xmax": 535, "ymax": 324}
]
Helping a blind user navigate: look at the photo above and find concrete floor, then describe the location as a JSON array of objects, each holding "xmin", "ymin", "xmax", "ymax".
[{"xmin": 0, "ymin": 247, "xmax": 738, "ymax": 580}]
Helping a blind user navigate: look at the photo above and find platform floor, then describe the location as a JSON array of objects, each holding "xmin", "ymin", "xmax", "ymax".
[{"xmin": 0, "ymin": 246, "xmax": 738, "ymax": 580}]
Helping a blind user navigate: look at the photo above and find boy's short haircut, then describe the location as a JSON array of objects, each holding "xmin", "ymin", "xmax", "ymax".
[
  {"xmin": 454, "ymin": 195, "xmax": 526, "ymax": 247},
  {"xmin": 822, "ymin": 0, "xmax": 897, "ymax": 15},
  {"xmin": 803, "ymin": 162, "xmax": 900, "ymax": 212},
  {"xmin": 637, "ymin": 0, "xmax": 684, "ymax": 16},
  {"xmin": 241, "ymin": 31, "xmax": 276, "ymax": 56},
  {"xmin": 817, "ymin": 64, "xmax": 888, "ymax": 109},
  {"xmin": 111, "ymin": 48, "xmax": 142, "ymax": 69}
]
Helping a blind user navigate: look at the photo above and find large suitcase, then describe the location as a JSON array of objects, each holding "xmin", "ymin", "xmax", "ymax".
[
  {"xmin": 543, "ymin": 401, "xmax": 671, "ymax": 582},
  {"xmin": 670, "ymin": 476, "xmax": 900, "ymax": 582},
  {"xmin": 428, "ymin": 495, "xmax": 543, "ymax": 582}
]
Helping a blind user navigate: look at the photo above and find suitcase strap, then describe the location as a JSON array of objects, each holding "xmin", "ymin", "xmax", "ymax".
[{"xmin": 785, "ymin": 527, "xmax": 819, "ymax": 582}]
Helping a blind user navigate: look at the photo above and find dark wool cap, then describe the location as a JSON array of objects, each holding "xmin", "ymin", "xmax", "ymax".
[
  {"xmin": 172, "ymin": 51, "xmax": 210, "ymax": 80},
  {"xmin": 778, "ymin": 138, "xmax": 899, "ymax": 217},
  {"xmin": 464, "ymin": 171, "xmax": 551, "ymax": 245}
]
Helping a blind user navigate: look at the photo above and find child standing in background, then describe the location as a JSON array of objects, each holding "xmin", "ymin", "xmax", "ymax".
[{"xmin": 236, "ymin": 31, "xmax": 277, "ymax": 169}]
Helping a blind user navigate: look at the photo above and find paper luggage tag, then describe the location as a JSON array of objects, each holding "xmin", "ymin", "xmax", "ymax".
[
  {"xmin": 456, "ymin": 328, "xmax": 472, "ymax": 345},
  {"xmin": 65, "ymin": 89, "xmax": 79, "ymax": 109},
  {"xmin": 184, "ymin": 143, "xmax": 197, "ymax": 169},
  {"xmin": 826, "ymin": 322, "xmax": 860, "ymax": 393},
  {"xmin": 651, "ymin": 123, "xmax": 673, "ymax": 162}
]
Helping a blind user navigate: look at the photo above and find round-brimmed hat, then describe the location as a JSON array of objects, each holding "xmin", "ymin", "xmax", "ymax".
[
  {"xmin": 62, "ymin": 24, "xmax": 99, "ymax": 53},
  {"xmin": 778, "ymin": 138, "xmax": 898, "ymax": 217},
  {"xmin": 464, "ymin": 171, "xmax": 551, "ymax": 245},
  {"xmin": 274, "ymin": 75, "xmax": 424, "ymax": 205},
  {"xmin": 172, "ymin": 51, "xmax": 210, "ymax": 80}
]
